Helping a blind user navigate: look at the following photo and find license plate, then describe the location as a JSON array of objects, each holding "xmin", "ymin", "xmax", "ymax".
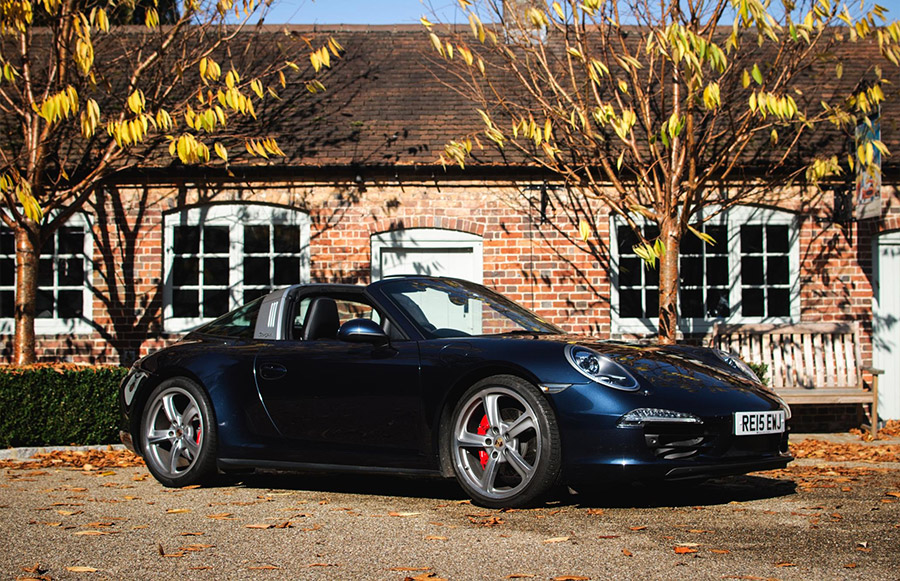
[{"xmin": 734, "ymin": 410, "xmax": 786, "ymax": 436}]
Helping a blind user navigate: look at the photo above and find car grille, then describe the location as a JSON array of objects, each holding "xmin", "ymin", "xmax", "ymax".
[{"xmin": 643, "ymin": 424, "xmax": 716, "ymax": 460}]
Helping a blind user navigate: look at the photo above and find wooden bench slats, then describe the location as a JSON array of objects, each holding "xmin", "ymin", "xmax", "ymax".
[{"xmin": 711, "ymin": 321, "xmax": 878, "ymax": 436}]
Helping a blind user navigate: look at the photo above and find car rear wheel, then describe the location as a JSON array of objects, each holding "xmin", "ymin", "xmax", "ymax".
[
  {"xmin": 140, "ymin": 378, "xmax": 217, "ymax": 487},
  {"xmin": 446, "ymin": 375, "xmax": 561, "ymax": 508}
]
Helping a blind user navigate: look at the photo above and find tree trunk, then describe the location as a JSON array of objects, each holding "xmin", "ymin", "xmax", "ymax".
[
  {"xmin": 13, "ymin": 225, "xmax": 40, "ymax": 365},
  {"xmin": 657, "ymin": 219, "xmax": 682, "ymax": 345}
]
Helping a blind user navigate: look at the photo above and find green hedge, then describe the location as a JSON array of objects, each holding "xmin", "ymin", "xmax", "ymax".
[{"xmin": 0, "ymin": 365, "xmax": 129, "ymax": 448}]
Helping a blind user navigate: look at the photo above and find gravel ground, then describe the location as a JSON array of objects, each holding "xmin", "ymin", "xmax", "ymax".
[{"xmin": 1, "ymin": 455, "xmax": 898, "ymax": 581}]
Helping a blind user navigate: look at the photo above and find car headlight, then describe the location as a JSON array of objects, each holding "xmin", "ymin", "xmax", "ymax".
[
  {"xmin": 713, "ymin": 349, "xmax": 761, "ymax": 384},
  {"xmin": 618, "ymin": 408, "xmax": 702, "ymax": 426},
  {"xmin": 564, "ymin": 345, "xmax": 640, "ymax": 391}
]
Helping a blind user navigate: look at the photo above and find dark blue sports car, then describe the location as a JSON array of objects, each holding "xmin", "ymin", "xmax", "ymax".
[{"xmin": 120, "ymin": 276, "xmax": 791, "ymax": 507}]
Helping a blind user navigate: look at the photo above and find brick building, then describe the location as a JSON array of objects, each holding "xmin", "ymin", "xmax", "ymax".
[{"xmin": 1, "ymin": 26, "xmax": 898, "ymax": 428}]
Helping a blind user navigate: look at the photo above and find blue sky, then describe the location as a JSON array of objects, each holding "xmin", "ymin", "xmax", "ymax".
[{"xmin": 259, "ymin": 0, "xmax": 463, "ymax": 25}]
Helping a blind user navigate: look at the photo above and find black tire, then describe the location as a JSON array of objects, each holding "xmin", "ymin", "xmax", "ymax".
[
  {"xmin": 139, "ymin": 377, "xmax": 218, "ymax": 487},
  {"xmin": 443, "ymin": 375, "xmax": 561, "ymax": 508}
]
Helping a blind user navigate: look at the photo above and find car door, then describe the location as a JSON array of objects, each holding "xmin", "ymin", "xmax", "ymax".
[{"xmin": 254, "ymin": 293, "xmax": 427, "ymax": 468}]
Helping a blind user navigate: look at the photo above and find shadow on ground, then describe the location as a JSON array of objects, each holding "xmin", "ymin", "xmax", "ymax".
[{"xmin": 212, "ymin": 470, "xmax": 797, "ymax": 509}]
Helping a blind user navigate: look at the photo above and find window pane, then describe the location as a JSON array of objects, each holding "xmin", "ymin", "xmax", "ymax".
[
  {"xmin": 204, "ymin": 226, "xmax": 229, "ymax": 254},
  {"xmin": 706, "ymin": 288, "xmax": 730, "ymax": 317},
  {"xmin": 742, "ymin": 287, "xmax": 764, "ymax": 317},
  {"xmin": 173, "ymin": 226, "xmax": 200, "ymax": 254},
  {"xmin": 173, "ymin": 290, "xmax": 199, "ymax": 317},
  {"xmin": 741, "ymin": 225, "xmax": 763, "ymax": 253},
  {"xmin": 644, "ymin": 264, "xmax": 659, "ymax": 286},
  {"xmin": 243, "ymin": 257, "xmax": 269, "ymax": 285},
  {"xmin": 204, "ymin": 258, "xmax": 229, "ymax": 286},
  {"xmin": 0, "ymin": 290, "xmax": 13, "ymax": 317},
  {"xmin": 203, "ymin": 290, "xmax": 229, "ymax": 318},
  {"xmin": 619, "ymin": 257, "xmax": 642, "ymax": 287},
  {"xmin": 768, "ymin": 288, "xmax": 790, "ymax": 317},
  {"xmin": 58, "ymin": 228, "xmax": 84, "ymax": 255},
  {"xmin": 706, "ymin": 256, "xmax": 728, "ymax": 286},
  {"xmin": 681, "ymin": 289, "xmax": 703, "ymax": 317},
  {"xmin": 274, "ymin": 225, "xmax": 300, "ymax": 253},
  {"xmin": 274, "ymin": 257, "xmax": 299, "ymax": 285},
  {"xmin": 681, "ymin": 232, "xmax": 702, "ymax": 255},
  {"xmin": 59, "ymin": 257, "xmax": 84, "ymax": 286},
  {"xmin": 0, "ymin": 258, "xmax": 13, "ymax": 286},
  {"xmin": 707, "ymin": 225, "xmax": 728, "ymax": 254},
  {"xmin": 57, "ymin": 290, "xmax": 82, "ymax": 318},
  {"xmin": 767, "ymin": 256, "xmax": 789, "ymax": 285},
  {"xmin": 38, "ymin": 259, "xmax": 53, "ymax": 286},
  {"xmin": 681, "ymin": 257, "xmax": 703, "ymax": 286},
  {"xmin": 741, "ymin": 256, "xmax": 764, "ymax": 285},
  {"xmin": 244, "ymin": 288, "xmax": 268, "ymax": 304},
  {"xmin": 620, "ymin": 289, "xmax": 643, "ymax": 318},
  {"xmin": 0, "ymin": 229, "xmax": 13, "ymax": 254},
  {"xmin": 645, "ymin": 289, "xmax": 659, "ymax": 317},
  {"xmin": 173, "ymin": 257, "xmax": 199, "ymax": 286},
  {"xmin": 767, "ymin": 225, "xmax": 789, "ymax": 253},
  {"xmin": 36, "ymin": 290, "xmax": 53, "ymax": 318},
  {"xmin": 244, "ymin": 225, "xmax": 269, "ymax": 254},
  {"xmin": 617, "ymin": 226, "xmax": 639, "ymax": 254}
]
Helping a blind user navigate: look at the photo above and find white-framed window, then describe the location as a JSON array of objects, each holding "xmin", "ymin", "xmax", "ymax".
[
  {"xmin": 611, "ymin": 206, "xmax": 800, "ymax": 335},
  {"xmin": 163, "ymin": 204, "xmax": 310, "ymax": 333},
  {"xmin": 0, "ymin": 213, "xmax": 94, "ymax": 335}
]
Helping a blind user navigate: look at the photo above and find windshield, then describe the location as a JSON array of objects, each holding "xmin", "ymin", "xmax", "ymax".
[{"xmin": 379, "ymin": 278, "xmax": 563, "ymax": 338}]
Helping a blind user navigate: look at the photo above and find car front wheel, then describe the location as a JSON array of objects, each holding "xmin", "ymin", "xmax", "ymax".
[
  {"xmin": 140, "ymin": 378, "xmax": 217, "ymax": 487},
  {"xmin": 445, "ymin": 375, "xmax": 561, "ymax": 508}
]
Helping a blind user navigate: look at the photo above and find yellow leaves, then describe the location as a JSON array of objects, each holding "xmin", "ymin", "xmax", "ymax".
[
  {"xmin": 748, "ymin": 91, "xmax": 797, "ymax": 120},
  {"xmin": 566, "ymin": 47, "xmax": 584, "ymax": 61},
  {"xmin": 469, "ymin": 13, "xmax": 485, "ymax": 44},
  {"xmin": 2, "ymin": 62, "xmax": 17, "ymax": 82},
  {"xmin": 169, "ymin": 133, "xmax": 210, "ymax": 164},
  {"xmin": 216, "ymin": 0, "xmax": 234, "ymax": 15},
  {"xmin": 127, "ymin": 89, "xmax": 145, "ymax": 115},
  {"xmin": 15, "ymin": 180, "xmax": 43, "ymax": 222},
  {"xmin": 80, "ymin": 98, "xmax": 100, "ymax": 137},
  {"xmin": 106, "ymin": 115, "xmax": 151, "ymax": 147},
  {"xmin": 420, "ymin": 16, "xmax": 433, "ymax": 30},
  {"xmin": 35, "ymin": 86, "xmax": 79, "ymax": 124},
  {"xmin": 551, "ymin": 1, "xmax": 564, "ymax": 20},
  {"xmin": 441, "ymin": 138, "xmax": 473, "ymax": 168},
  {"xmin": 74, "ymin": 34, "xmax": 94, "ymax": 76},
  {"xmin": 214, "ymin": 142, "xmax": 228, "ymax": 161},
  {"xmin": 687, "ymin": 224, "xmax": 716, "ymax": 246},
  {"xmin": 805, "ymin": 155, "xmax": 842, "ymax": 185},
  {"xmin": 199, "ymin": 57, "xmax": 221, "ymax": 84},
  {"xmin": 90, "ymin": 7, "xmax": 109, "ymax": 32},
  {"xmin": 250, "ymin": 79, "xmax": 264, "ymax": 99},
  {"xmin": 578, "ymin": 219, "xmax": 591, "ymax": 242},
  {"xmin": 633, "ymin": 239, "xmax": 665, "ymax": 267},
  {"xmin": 245, "ymin": 138, "xmax": 285, "ymax": 159},
  {"xmin": 145, "ymin": 7, "xmax": 159, "ymax": 28},
  {"xmin": 155, "ymin": 109, "xmax": 174, "ymax": 132},
  {"xmin": 702, "ymin": 82, "xmax": 720, "ymax": 110},
  {"xmin": 430, "ymin": 32, "xmax": 444, "ymax": 55},
  {"xmin": 309, "ymin": 45, "xmax": 332, "ymax": 72}
]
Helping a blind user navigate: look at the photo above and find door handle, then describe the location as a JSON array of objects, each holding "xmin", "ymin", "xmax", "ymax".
[{"xmin": 258, "ymin": 363, "xmax": 287, "ymax": 380}]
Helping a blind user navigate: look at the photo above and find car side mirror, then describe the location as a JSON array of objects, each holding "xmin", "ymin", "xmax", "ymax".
[{"xmin": 337, "ymin": 318, "xmax": 390, "ymax": 346}]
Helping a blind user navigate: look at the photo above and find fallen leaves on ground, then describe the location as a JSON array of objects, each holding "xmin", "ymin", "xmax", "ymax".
[
  {"xmin": 0, "ymin": 449, "xmax": 144, "ymax": 470},
  {"xmin": 790, "ymin": 439, "xmax": 900, "ymax": 463}
]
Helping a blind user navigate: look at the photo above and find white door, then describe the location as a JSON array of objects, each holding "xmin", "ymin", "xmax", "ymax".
[
  {"xmin": 874, "ymin": 231, "xmax": 900, "ymax": 420},
  {"xmin": 371, "ymin": 229, "xmax": 483, "ymax": 334},
  {"xmin": 371, "ymin": 229, "xmax": 483, "ymax": 282}
]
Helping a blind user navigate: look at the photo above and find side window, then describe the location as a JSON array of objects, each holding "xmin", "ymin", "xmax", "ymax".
[
  {"xmin": 195, "ymin": 296, "xmax": 264, "ymax": 339},
  {"xmin": 292, "ymin": 296, "xmax": 385, "ymax": 341}
]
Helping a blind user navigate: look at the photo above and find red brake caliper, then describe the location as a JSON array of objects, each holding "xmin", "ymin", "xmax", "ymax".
[{"xmin": 477, "ymin": 415, "xmax": 490, "ymax": 469}]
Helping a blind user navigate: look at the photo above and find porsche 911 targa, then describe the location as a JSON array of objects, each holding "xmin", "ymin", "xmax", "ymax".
[{"xmin": 120, "ymin": 276, "xmax": 791, "ymax": 507}]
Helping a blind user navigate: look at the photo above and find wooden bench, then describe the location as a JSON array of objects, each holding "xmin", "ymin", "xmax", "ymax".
[{"xmin": 710, "ymin": 322, "xmax": 880, "ymax": 437}]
